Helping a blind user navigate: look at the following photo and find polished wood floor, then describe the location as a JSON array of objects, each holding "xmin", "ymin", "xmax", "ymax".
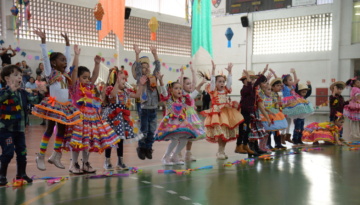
[{"xmin": 1, "ymin": 113, "xmax": 360, "ymax": 205}]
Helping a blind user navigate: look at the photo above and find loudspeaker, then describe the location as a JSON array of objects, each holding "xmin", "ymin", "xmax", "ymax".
[
  {"xmin": 125, "ymin": 7, "xmax": 131, "ymax": 19},
  {"xmin": 241, "ymin": 16, "xmax": 249, "ymax": 27}
]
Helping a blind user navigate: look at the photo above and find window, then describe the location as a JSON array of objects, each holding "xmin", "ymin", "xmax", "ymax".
[
  {"xmin": 15, "ymin": 0, "xmax": 116, "ymax": 49},
  {"xmin": 352, "ymin": 1, "xmax": 360, "ymax": 43},
  {"xmin": 124, "ymin": 16, "xmax": 191, "ymax": 57},
  {"xmin": 253, "ymin": 13, "xmax": 332, "ymax": 55},
  {"xmin": 317, "ymin": 0, "xmax": 333, "ymax": 4}
]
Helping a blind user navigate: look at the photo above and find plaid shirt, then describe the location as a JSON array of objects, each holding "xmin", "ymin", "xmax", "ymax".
[{"xmin": 0, "ymin": 87, "xmax": 38, "ymax": 132}]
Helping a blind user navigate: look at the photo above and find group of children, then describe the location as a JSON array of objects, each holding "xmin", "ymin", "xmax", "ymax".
[{"xmin": 1, "ymin": 30, "xmax": 360, "ymax": 186}]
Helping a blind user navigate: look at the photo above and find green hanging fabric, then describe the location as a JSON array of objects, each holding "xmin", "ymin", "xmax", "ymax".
[{"xmin": 191, "ymin": 0, "xmax": 213, "ymax": 57}]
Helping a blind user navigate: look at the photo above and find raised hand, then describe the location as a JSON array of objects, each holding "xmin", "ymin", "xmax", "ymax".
[
  {"xmin": 61, "ymin": 32, "xmax": 70, "ymax": 45},
  {"xmin": 266, "ymin": 72, "xmax": 272, "ymax": 80},
  {"xmin": 262, "ymin": 64, "xmax": 269, "ymax": 74},
  {"xmin": 211, "ymin": 60, "xmax": 216, "ymax": 71},
  {"xmin": 133, "ymin": 44, "xmax": 142, "ymax": 54},
  {"xmin": 74, "ymin": 44, "xmax": 81, "ymax": 55},
  {"xmin": 190, "ymin": 64, "xmax": 194, "ymax": 73},
  {"xmin": 149, "ymin": 45, "xmax": 157, "ymax": 54},
  {"xmin": 225, "ymin": 63, "xmax": 233, "ymax": 74},
  {"xmin": 180, "ymin": 67, "xmax": 184, "ymax": 75},
  {"xmin": 94, "ymin": 55, "xmax": 101, "ymax": 64},
  {"xmin": 306, "ymin": 80, "xmax": 311, "ymax": 85},
  {"xmin": 155, "ymin": 71, "xmax": 164, "ymax": 81},
  {"xmin": 139, "ymin": 75, "xmax": 148, "ymax": 85},
  {"xmin": 33, "ymin": 29, "xmax": 46, "ymax": 43},
  {"xmin": 290, "ymin": 68, "xmax": 296, "ymax": 74}
]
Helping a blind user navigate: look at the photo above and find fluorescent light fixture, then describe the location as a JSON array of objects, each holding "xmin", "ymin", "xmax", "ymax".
[
  {"xmin": 354, "ymin": 5, "xmax": 360, "ymax": 8},
  {"xmin": 356, "ymin": 13, "xmax": 360, "ymax": 15}
]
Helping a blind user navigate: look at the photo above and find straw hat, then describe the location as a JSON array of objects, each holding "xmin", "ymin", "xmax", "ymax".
[
  {"xmin": 330, "ymin": 81, "xmax": 346, "ymax": 91},
  {"xmin": 270, "ymin": 78, "xmax": 282, "ymax": 86},
  {"xmin": 239, "ymin": 70, "xmax": 258, "ymax": 80},
  {"xmin": 139, "ymin": 56, "xmax": 150, "ymax": 65},
  {"xmin": 298, "ymin": 84, "xmax": 310, "ymax": 91}
]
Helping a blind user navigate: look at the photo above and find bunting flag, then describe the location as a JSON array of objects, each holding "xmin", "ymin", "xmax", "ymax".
[
  {"xmin": 191, "ymin": 0, "xmax": 213, "ymax": 57},
  {"xmin": 98, "ymin": 0, "xmax": 125, "ymax": 44}
]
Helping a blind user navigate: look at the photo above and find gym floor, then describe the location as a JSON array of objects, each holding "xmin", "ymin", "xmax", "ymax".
[{"xmin": 1, "ymin": 114, "xmax": 360, "ymax": 205}]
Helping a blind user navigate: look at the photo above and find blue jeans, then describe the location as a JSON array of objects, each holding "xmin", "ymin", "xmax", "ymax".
[
  {"xmin": 0, "ymin": 129, "xmax": 27, "ymax": 164},
  {"xmin": 138, "ymin": 109, "xmax": 157, "ymax": 149},
  {"xmin": 136, "ymin": 102, "xmax": 142, "ymax": 120},
  {"xmin": 293, "ymin": 119, "xmax": 305, "ymax": 141}
]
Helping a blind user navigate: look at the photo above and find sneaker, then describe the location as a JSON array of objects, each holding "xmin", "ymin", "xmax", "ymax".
[
  {"xmin": 36, "ymin": 153, "xmax": 46, "ymax": 171},
  {"xmin": 171, "ymin": 154, "xmax": 185, "ymax": 165},
  {"xmin": 48, "ymin": 151, "xmax": 65, "ymax": 169},
  {"xmin": 69, "ymin": 162, "xmax": 83, "ymax": 174},
  {"xmin": 104, "ymin": 158, "xmax": 113, "ymax": 170},
  {"xmin": 185, "ymin": 151, "xmax": 196, "ymax": 161},
  {"xmin": 83, "ymin": 162, "xmax": 96, "ymax": 173},
  {"xmin": 136, "ymin": 147, "xmax": 146, "ymax": 160},
  {"xmin": 161, "ymin": 156, "xmax": 174, "ymax": 166},
  {"xmin": 216, "ymin": 152, "xmax": 226, "ymax": 160},
  {"xmin": 144, "ymin": 148, "xmax": 153, "ymax": 160},
  {"xmin": 115, "ymin": 157, "xmax": 129, "ymax": 170}
]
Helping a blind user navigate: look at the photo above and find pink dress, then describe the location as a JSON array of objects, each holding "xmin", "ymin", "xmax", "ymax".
[
  {"xmin": 344, "ymin": 87, "xmax": 360, "ymax": 121},
  {"xmin": 63, "ymin": 80, "xmax": 120, "ymax": 152}
]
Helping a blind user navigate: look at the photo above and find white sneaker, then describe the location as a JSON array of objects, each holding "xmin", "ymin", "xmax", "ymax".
[
  {"xmin": 36, "ymin": 153, "xmax": 46, "ymax": 171},
  {"xmin": 69, "ymin": 162, "xmax": 83, "ymax": 174},
  {"xmin": 104, "ymin": 158, "xmax": 113, "ymax": 170},
  {"xmin": 185, "ymin": 151, "xmax": 196, "ymax": 162},
  {"xmin": 48, "ymin": 151, "xmax": 65, "ymax": 169},
  {"xmin": 216, "ymin": 152, "xmax": 226, "ymax": 160},
  {"xmin": 171, "ymin": 154, "xmax": 185, "ymax": 165},
  {"xmin": 161, "ymin": 156, "xmax": 174, "ymax": 166},
  {"xmin": 82, "ymin": 162, "xmax": 96, "ymax": 173}
]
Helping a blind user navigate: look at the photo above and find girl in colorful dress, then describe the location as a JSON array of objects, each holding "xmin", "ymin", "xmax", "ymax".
[
  {"xmin": 302, "ymin": 112, "xmax": 344, "ymax": 145},
  {"xmin": 102, "ymin": 71, "xmax": 147, "ymax": 170},
  {"xmin": 258, "ymin": 84, "xmax": 288, "ymax": 151},
  {"xmin": 268, "ymin": 76, "xmax": 287, "ymax": 150},
  {"xmin": 281, "ymin": 68, "xmax": 314, "ymax": 143},
  {"xmin": 179, "ymin": 65, "xmax": 206, "ymax": 162},
  {"xmin": 200, "ymin": 61, "xmax": 244, "ymax": 160},
  {"xmin": 154, "ymin": 73, "xmax": 198, "ymax": 165},
  {"xmin": 32, "ymin": 29, "xmax": 82, "ymax": 171},
  {"xmin": 63, "ymin": 50, "xmax": 121, "ymax": 174},
  {"xmin": 343, "ymin": 77, "xmax": 360, "ymax": 138}
]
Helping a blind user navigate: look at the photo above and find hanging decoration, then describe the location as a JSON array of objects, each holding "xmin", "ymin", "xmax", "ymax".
[
  {"xmin": 148, "ymin": 17, "xmax": 159, "ymax": 41},
  {"xmin": 191, "ymin": 0, "xmax": 213, "ymax": 57},
  {"xmin": 94, "ymin": 3, "xmax": 105, "ymax": 31},
  {"xmin": 11, "ymin": 0, "xmax": 31, "ymax": 41},
  {"xmin": 225, "ymin": 27, "xmax": 234, "ymax": 48},
  {"xmin": 98, "ymin": 0, "xmax": 125, "ymax": 44}
]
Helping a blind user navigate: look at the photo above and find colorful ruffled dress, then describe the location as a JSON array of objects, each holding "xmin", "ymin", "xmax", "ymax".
[
  {"xmin": 302, "ymin": 122, "xmax": 341, "ymax": 143},
  {"xmin": 201, "ymin": 75, "xmax": 244, "ymax": 143},
  {"xmin": 32, "ymin": 69, "xmax": 82, "ymax": 125},
  {"xmin": 259, "ymin": 90, "xmax": 288, "ymax": 131},
  {"xmin": 248, "ymin": 88, "xmax": 268, "ymax": 140},
  {"xmin": 154, "ymin": 95, "xmax": 198, "ymax": 141},
  {"xmin": 62, "ymin": 80, "xmax": 120, "ymax": 152},
  {"xmin": 184, "ymin": 90, "xmax": 206, "ymax": 141},
  {"xmin": 343, "ymin": 87, "xmax": 360, "ymax": 121},
  {"xmin": 101, "ymin": 87, "xmax": 143, "ymax": 144},
  {"xmin": 281, "ymin": 85, "xmax": 314, "ymax": 119}
]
